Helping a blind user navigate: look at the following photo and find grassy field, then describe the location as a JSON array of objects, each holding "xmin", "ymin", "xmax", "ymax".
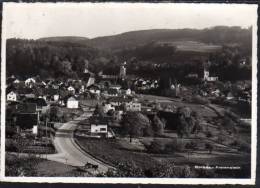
[
  {"xmin": 158, "ymin": 41, "xmax": 222, "ymax": 53},
  {"xmin": 5, "ymin": 153, "xmax": 87, "ymax": 177},
  {"xmin": 75, "ymin": 137, "xmax": 160, "ymax": 170},
  {"xmin": 138, "ymin": 94, "xmax": 217, "ymax": 118}
]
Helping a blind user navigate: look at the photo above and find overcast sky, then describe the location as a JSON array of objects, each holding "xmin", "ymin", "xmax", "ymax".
[{"xmin": 3, "ymin": 3, "xmax": 258, "ymax": 39}]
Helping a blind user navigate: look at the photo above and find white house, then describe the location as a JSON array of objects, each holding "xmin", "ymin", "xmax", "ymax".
[
  {"xmin": 7, "ymin": 91, "xmax": 17, "ymax": 101},
  {"xmin": 91, "ymin": 124, "xmax": 108, "ymax": 134},
  {"xmin": 67, "ymin": 96, "xmax": 79, "ymax": 109},
  {"xmin": 121, "ymin": 88, "xmax": 132, "ymax": 95},
  {"xmin": 103, "ymin": 103, "xmax": 115, "ymax": 113},
  {"xmin": 88, "ymin": 85, "xmax": 101, "ymax": 95},
  {"xmin": 25, "ymin": 78, "xmax": 36, "ymax": 88},
  {"xmin": 86, "ymin": 77, "xmax": 95, "ymax": 87},
  {"xmin": 67, "ymin": 86, "xmax": 75, "ymax": 94},
  {"xmin": 53, "ymin": 94, "xmax": 59, "ymax": 101},
  {"xmin": 79, "ymin": 85, "xmax": 85, "ymax": 94},
  {"xmin": 125, "ymin": 102, "xmax": 141, "ymax": 111},
  {"xmin": 226, "ymin": 92, "xmax": 235, "ymax": 100},
  {"xmin": 13, "ymin": 79, "xmax": 20, "ymax": 84},
  {"xmin": 110, "ymin": 85, "xmax": 121, "ymax": 91},
  {"xmin": 204, "ymin": 69, "xmax": 218, "ymax": 82}
]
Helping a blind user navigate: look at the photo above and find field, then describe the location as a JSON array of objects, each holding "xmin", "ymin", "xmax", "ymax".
[
  {"xmin": 138, "ymin": 94, "xmax": 219, "ymax": 118},
  {"xmin": 75, "ymin": 137, "xmax": 159, "ymax": 170},
  {"xmin": 159, "ymin": 41, "xmax": 222, "ymax": 53},
  {"xmin": 5, "ymin": 153, "xmax": 89, "ymax": 177}
]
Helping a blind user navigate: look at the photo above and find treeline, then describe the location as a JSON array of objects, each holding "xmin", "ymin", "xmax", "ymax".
[{"xmin": 6, "ymin": 39, "xmax": 117, "ymax": 79}]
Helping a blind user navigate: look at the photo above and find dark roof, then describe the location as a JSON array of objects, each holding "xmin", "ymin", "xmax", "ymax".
[
  {"xmin": 17, "ymin": 88, "xmax": 33, "ymax": 95},
  {"xmin": 24, "ymin": 98, "xmax": 47, "ymax": 107},
  {"xmin": 109, "ymin": 97, "xmax": 132, "ymax": 103},
  {"xmin": 87, "ymin": 84, "xmax": 100, "ymax": 90},
  {"xmin": 89, "ymin": 116, "xmax": 111, "ymax": 125},
  {"xmin": 17, "ymin": 103, "xmax": 37, "ymax": 113},
  {"xmin": 107, "ymin": 88, "xmax": 118, "ymax": 95},
  {"xmin": 43, "ymin": 88, "xmax": 59, "ymax": 96}
]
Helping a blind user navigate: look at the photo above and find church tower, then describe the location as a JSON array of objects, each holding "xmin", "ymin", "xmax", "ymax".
[
  {"xmin": 119, "ymin": 61, "xmax": 126, "ymax": 79},
  {"xmin": 203, "ymin": 60, "xmax": 210, "ymax": 81},
  {"xmin": 84, "ymin": 60, "xmax": 89, "ymax": 73}
]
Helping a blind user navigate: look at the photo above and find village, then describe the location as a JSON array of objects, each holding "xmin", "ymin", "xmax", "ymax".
[{"xmin": 5, "ymin": 59, "xmax": 252, "ymax": 177}]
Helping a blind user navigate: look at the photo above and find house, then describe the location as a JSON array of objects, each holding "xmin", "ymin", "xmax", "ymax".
[
  {"xmin": 79, "ymin": 85, "xmax": 85, "ymax": 94},
  {"xmin": 89, "ymin": 116, "xmax": 109, "ymax": 137},
  {"xmin": 186, "ymin": 73, "xmax": 199, "ymax": 78},
  {"xmin": 67, "ymin": 86, "xmax": 75, "ymax": 94},
  {"xmin": 13, "ymin": 79, "xmax": 20, "ymax": 84},
  {"xmin": 25, "ymin": 78, "xmax": 36, "ymax": 88},
  {"xmin": 121, "ymin": 88, "xmax": 132, "ymax": 95},
  {"xmin": 24, "ymin": 98, "xmax": 49, "ymax": 114},
  {"xmin": 103, "ymin": 88, "xmax": 118, "ymax": 97},
  {"xmin": 53, "ymin": 94, "xmax": 60, "ymax": 101},
  {"xmin": 203, "ymin": 68, "xmax": 218, "ymax": 82},
  {"xmin": 17, "ymin": 88, "xmax": 35, "ymax": 98},
  {"xmin": 66, "ymin": 96, "xmax": 79, "ymax": 109},
  {"xmin": 88, "ymin": 85, "xmax": 101, "ymax": 95},
  {"xmin": 211, "ymin": 89, "xmax": 221, "ymax": 97},
  {"xmin": 226, "ymin": 92, "xmax": 235, "ymax": 100},
  {"xmin": 124, "ymin": 102, "xmax": 141, "ymax": 111},
  {"xmin": 7, "ymin": 91, "xmax": 17, "ymax": 102},
  {"xmin": 16, "ymin": 103, "xmax": 38, "ymax": 132},
  {"xmin": 110, "ymin": 85, "xmax": 121, "ymax": 91},
  {"xmin": 108, "ymin": 97, "xmax": 132, "ymax": 107},
  {"xmin": 103, "ymin": 103, "xmax": 115, "ymax": 113}
]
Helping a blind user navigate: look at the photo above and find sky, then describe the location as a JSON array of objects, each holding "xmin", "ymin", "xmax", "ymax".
[{"xmin": 3, "ymin": 3, "xmax": 258, "ymax": 39}]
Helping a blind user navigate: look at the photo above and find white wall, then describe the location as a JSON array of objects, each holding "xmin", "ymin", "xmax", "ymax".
[
  {"xmin": 91, "ymin": 124, "xmax": 107, "ymax": 133},
  {"xmin": 67, "ymin": 100, "xmax": 79, "ymax": 108}
]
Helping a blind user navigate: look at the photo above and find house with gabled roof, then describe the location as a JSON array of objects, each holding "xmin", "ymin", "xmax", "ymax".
[
  {"xmin": 108, "ymin": 97, "xmax": 132, "ymax": 107},
  {"xmin": 24, "ymin": 97, "xmax": 49, "ymax": 114},
  {"xmin": 67, "ymin": 86, "xmax": 75, "ymax": 94},
  {"xmin": 25, "ymin": 77, "xmax": 36, "ymax": 88},
  {"xmin": 87, "ymin": 84, "xmax": 101, "ymax": 95},
  {"xmin": 66, "ymin": 96, "xmax": 79, "ymax": 109},
  {"xmin": 7, "ymin": 91, "xmax": 18, "ymax": 102}
]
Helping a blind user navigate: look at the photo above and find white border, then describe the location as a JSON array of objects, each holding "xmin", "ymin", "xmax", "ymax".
[{"xmin": 0, "ymin": 2, "xmax": 258, "ymax": 184}]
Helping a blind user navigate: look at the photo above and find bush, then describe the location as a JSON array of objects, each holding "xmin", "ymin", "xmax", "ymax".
[
  {"xmin": 206, "ymin": 131, "xmax": 213, "ymax": 138},
  {"xmin": 147, "ymin": 139, "xmax": 165, "ymax": 154},
  {"xmin": 6, "ymin": 140, "xmax": 18, "ymax": 152},
  {"xmin": 205, "ymin": 143, "xmax": 214, "ymax": 154},
  {"xmin": 165, "ymin": 139, "xmax": 184, "ymax": 153},
  {"xmin": 238, "ymin": 142, "xmax": 251, "ymax": 153},
  {"xmin": 185, "ymin": 141, "xmax": 198, "ymax": 150},
  {"xmin": 192, "ymin": 95, "xmax": 210, "ymax": 105}
]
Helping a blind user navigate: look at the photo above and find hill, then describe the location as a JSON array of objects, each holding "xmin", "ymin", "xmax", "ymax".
[
  {"xmin": 87, "ymin": 26, "xmax": 252, "ymax": 51},
  {"xmin": 39, "ymin": 36, "xmax": 90, "ymax": 44}
]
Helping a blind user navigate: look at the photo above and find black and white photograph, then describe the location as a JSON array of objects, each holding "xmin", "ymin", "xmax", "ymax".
[{"xmin": 1, "ymin": 2, "xmax": 257, "ymax": 184}]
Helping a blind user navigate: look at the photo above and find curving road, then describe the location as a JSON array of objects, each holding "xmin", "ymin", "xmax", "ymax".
[{"xmin": 46, "ymin": 112, "xmax": 112, "ymax": 174}]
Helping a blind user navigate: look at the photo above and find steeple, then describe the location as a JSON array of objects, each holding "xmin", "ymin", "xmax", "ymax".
[{"xmin": 119, "ymin": 61, "xmax": 126, "ymax": 79}]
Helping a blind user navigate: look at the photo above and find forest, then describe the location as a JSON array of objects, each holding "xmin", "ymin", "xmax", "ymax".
[{"xmin": 6, "ymin": 26, "xmax": 252, "ymax": 82}]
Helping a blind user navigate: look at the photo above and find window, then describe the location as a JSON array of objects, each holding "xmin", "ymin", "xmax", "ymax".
[{"xmin": 100, "ymin": 128, "xmax": 107, "ymax": 132}]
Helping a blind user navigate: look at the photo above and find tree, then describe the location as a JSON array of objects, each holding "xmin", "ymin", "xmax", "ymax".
[
  {"xmin": 177, "ymin": 107, "xmax": 194, "ymax": 138},
  {"xmin": 152, "ymin": 115, "xmax": 165, "ymax": 136},
  {"xmin": 121, "ymin": 112, "xmax": 152, "ymax": 142},
  {"xmin": 185, "ymin": 141, "xmax": 198, "ymax": 160},
  {"xmin": 205, "ymin": 143, "xmax": 214, "ymax": 154},
  {"xmin": 147, "ymin": 139, "xmax": 166, "ymax": 153},
  {"xmin": 93, "ymin": 104, "xmax": 106, "ymax": 118}
]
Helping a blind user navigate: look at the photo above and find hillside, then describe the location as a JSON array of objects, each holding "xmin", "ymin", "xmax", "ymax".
[
  {"xmin": 6, "ymin": 26, "xmax": 252, "ymax": 80},
  {"xmin": 38, "ymin": 26, "xmax": 252, "ymax": 52},
  {"xmin": 39, "ymin": 36, "xmax": 90, "ymax": 44},
  {"xmin": 87, "ymin": 26, "xmax": 252, "ymax": 51}
]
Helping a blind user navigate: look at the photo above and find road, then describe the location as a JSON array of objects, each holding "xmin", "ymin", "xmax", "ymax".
[{"xmin": 46, "ymin": 112, "xmax": 112, "ymax": 174}]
